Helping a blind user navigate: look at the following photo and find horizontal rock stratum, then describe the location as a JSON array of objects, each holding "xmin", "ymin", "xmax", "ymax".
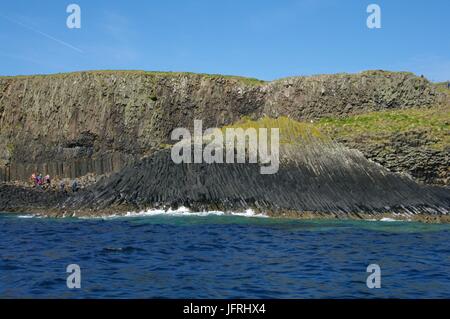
[{"xmin": 0, "ymin": 70, "xmax": 448, "ymax": 221}]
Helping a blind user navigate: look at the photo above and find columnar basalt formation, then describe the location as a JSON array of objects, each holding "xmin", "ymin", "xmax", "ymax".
[
  {"xmin": 60, "ymin": 140, "xmax": 450, "ymax": 218},
  {"xmin": 0, "ymin": 70, "xmax": 448, "ymax": 220},
  {"xmin": 0, "ymin": 70, "xmax": 442, "ymax": 182}
]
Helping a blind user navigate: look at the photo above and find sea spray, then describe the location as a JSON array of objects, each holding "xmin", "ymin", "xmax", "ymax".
[{"xmin": 76, "ymin": 207, "xmax": 268, "ymax": 220}]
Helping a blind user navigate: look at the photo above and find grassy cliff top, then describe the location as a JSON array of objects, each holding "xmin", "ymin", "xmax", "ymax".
[
  {"xmin": 0, "ymin": 70, "xmax": 266, "ymax": 86},
  {"xmin": 317, "ymin": 105, "xmax": 449, "ymax": 150},
  {"xmin": 222, "ymin": 116, "xmax": 327, "ymax": 145},
  {"xmin": 222, "ymin": 97, "xmax": 449, "ymax": 151},
  {"xmin": 316, "ymin": 83, "xmax": 450, "ymax": 151},
  {"xmin": 1, "ymin": 69, "xmax": 442, "ymax": 86}
]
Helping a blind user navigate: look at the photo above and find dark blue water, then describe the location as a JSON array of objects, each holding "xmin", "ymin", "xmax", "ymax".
[{"xmin": 1, "ymin": 213, "xmax": 450, "ymax": 298}]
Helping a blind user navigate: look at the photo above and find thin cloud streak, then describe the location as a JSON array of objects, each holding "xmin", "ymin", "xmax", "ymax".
[{"xmin": 0, "ymin": 14, "xmax": 83, "ymax": 54}]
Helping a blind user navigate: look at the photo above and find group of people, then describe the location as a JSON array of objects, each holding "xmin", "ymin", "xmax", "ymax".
[
  {"xmin": 60, "ymin": 179, "xmax": 79, "ymax": 193},
  {"xmin": 30, "ymin": 172, "xmax": 80, "ymax": 193},
  {"xmin": 30, "ymin": 173, "xmax": 51, "ymax": 188}
]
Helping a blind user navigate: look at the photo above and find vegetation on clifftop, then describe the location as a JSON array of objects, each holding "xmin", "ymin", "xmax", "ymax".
[
  {"xmin": 222, "ymin": 100, "xmax": 449, "ymax": 151},
  {"xmin": 222, "ymin": 116, "xmax": 327, "ymax": 145},
  {"xmin": 221, "ymin": 97, "xmax": 449, "ymax": 185},
  {"xmin": 316, "ymin": 105, "xmax": 450, "ymax": 151},
  {"xmin": 0, "ymin": 70, "xmax": 266, "ymax": 86}
]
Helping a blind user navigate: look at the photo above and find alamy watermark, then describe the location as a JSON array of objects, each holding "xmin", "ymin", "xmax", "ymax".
[
  {"xmin": 170, "ymin": 120, "xmax": 280, "ymax": 174},
  {"xmin": 366, "ymin": 264, "xmax": 381, "ymax": 289},
  {"xmin": 367, "ymin": 4, "xmax": 381, "ymax": 29},
  {"xmin": 62, "ymin": 262, "xmax": 382, "ymax": 290},
  {"xmin": 66, "ymin": 264, "xmax": 81, "ymax": 289},
  {"xmin": 66, "ymin": 4, "xmax": 81, "ymax": 29}
]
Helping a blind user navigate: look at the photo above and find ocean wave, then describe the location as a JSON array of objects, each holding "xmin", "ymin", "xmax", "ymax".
[
  {"xmin": 365, "ymin": 217, "xmax": 411, "ymax": 222},
  {"xmin": 80, "ymin": 207, "xmax": 268, "ymax": 219},
  {"xmin": 17, "ymin": 214, "xmax": 41, "ymax": 219},
  {"xmin": 380, "ymin": 217, "xmax": 398, "ymax": 222}
]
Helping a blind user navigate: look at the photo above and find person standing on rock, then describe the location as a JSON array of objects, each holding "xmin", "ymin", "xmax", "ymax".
[
  {"xmin": 36, "ymin": 173, "xmax": 43, "ymax": 189},
  {"xmin": 71, "ymin": 179, "xmax": 79, "ymax": 193},
  {"xmin": 59, "ymin": 179, "xmax": 66, "ymax": 193}
]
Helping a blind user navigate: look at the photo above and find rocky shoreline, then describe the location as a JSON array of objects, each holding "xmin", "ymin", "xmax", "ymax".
[
  {"xmin": 2, "ymin": 142, "xmax": 449, "ymax": 223},
  {"xmin": 1, "ymin": 186, "xmax": 449, "ymax": 224},
  {"xmin": 0, "ymin": 70, "xmax": 448, "ymax": 222}
]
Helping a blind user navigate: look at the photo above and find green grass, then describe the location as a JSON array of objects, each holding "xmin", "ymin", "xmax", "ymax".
[
  {"xmin": 316, "ymin": 105, "xmax": 450, "ymax": 150},
  {"xmin": 272, "ymin": 70, "xmax": 419, "ymax": 82},
  {"xmin": 222, "ymin": 116, "xmax": 327, "ymax": 145},
  {"xmin": 0, "ymin": 70, "xmax": 266, "ymax": 86},
  {"xmin": 221, "ymin": 104, "xmax": 449, "ymax": 151},
  {"xmin": 434, "ymin": 82, "xmax": 450, "ymax": 95}
]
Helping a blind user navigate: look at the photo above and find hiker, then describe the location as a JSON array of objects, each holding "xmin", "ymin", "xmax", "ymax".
[
  {"xmin": 59, "ymin": 179, "xmax": 66, "ymax": 193},
  {"xmin": 30, "ymin": 173, "xmax": 36, "ymax": 186},
  {"xmin": 45, "ymin": 174, "xmax": 51, "ymax": 185},
  {"xmin": 36, "ymin": 173, "xmax": 43, "ymax": 188},
  {"xmin": 71, "ymin": 179, "xmax": 79, "ymax": 193}
]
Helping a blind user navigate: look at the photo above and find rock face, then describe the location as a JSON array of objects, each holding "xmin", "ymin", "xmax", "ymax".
[
  {"xmin": 340, "ymin": 130, "xmax": 449, "ymax": 185},
  {"xmin": 0, "ymin": 183, "xmax": 68, "ymax": 212},
  {"xmin": 62, "ymin": 139, "xmax": 449, "ymax": 217},
  {"xmin": 0, "ymin": 70, "xmax": 441, "ymax": 182}
]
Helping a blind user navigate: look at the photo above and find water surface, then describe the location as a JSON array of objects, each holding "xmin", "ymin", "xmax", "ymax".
[{"xmin": 1, "ymin": 213, "xmax": 450, "ymax": 298}]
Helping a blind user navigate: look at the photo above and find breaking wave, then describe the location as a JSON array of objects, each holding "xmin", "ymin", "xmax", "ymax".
[{"xmin": 78, "ymin": 207, "xmax": 268, "ymax": 219}]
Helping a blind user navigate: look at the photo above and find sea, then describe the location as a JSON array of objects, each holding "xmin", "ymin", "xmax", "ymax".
[{"xmin": 1, "ymin": 208, "xmax": 450, "ymax": 298}]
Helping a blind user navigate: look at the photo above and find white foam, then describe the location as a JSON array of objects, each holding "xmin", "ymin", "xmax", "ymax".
[
  {"xmin": 17, "ymin": 214, "xmax": 36, "ymax": 219},
  {"xmin": 380, "ymin": 217, "xmax": 397, "ymax": 222},
  {"xmin": 16, "ymin": 214, "xmax": 44, "ymax": 219},
  {"xmin": 230, "ymin": 209, "xmax": 268, "ymax": 218},
  {"xmin": 365, "ymin": 217, "xmax": 411, "ymax": 222},
  {"xmin": 81, "ymin": 207, "xmax": 268, "ymax": 219}
]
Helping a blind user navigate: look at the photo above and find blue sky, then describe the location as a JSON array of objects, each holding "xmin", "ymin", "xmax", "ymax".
[{"xmin": 0, "ymin": 0, "xmax": 449, "ymax": 81}]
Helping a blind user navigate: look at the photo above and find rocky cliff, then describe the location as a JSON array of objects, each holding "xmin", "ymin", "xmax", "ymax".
[
  {"xmin": 61, "ymin": 136, "xmax": 449, "ymax": 219},
  {"xmin": 0, "ymin": 70, "xmax": 448, "ymax": 220},
  {"xmin": 0, "ymin": 70, "xmax": 442, "ymax": 183}
]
